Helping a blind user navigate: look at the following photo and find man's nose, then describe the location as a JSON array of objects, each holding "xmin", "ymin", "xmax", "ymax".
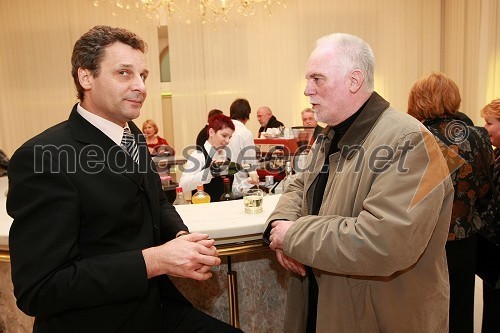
[
  {"xmin": 304, "ymin": 81, "xmax": 314, "ymax": 96},
  {"xmin": 132, "ymin": 75, "xmax": 146, "ymax": 94}
]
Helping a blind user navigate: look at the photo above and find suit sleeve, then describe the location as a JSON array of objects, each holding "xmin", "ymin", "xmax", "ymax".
[
  {"xmin": 7, "ymin": 146, "xmax": 149, "ymax": 317},
  {"xmin": 155, "ymin": 167, "xmax": 189, "ymax": 241}
]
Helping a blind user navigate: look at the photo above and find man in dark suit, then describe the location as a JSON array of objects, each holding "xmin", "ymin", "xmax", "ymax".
[
  {"xmin": 7, "ymin": 25, "xmax": 241, "ymax": 333},
  {"xmin": 257, "ymin": 106, "xmax": 284, "ymax": 136}
]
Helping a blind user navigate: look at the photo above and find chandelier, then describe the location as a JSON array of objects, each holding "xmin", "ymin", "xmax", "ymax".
[{"xmin": 94, "ymin": 0, "xmax": 287, "ymax": 24}]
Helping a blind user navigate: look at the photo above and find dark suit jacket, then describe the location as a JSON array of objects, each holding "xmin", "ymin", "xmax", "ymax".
[
  {"xmin": 196, "ymin": 125, "xmax": 209, "ymax": 149},
  {"xmin": 258, "ymin": 115, "xmax": 284, "ymax": 133},
  {"xmin": 7, "ymin": 105, "xmax": 190, "ymax": 332}
]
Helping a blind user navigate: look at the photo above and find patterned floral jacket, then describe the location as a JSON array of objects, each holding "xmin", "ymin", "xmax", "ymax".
[
  {"xmin": 423, "ymin": 117, "xmax": 494, "ymax": 241},
  {"xmin": 480, "ymin": 148, "xmax": 500, "ymax": 245}
]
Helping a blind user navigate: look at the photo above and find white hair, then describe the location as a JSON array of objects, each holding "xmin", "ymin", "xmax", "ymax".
[{"xmin": 315, "ymin": 33, "xmax": 375, "ymax": 91}]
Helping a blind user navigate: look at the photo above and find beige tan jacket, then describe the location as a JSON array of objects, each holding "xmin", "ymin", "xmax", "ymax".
[{"xmin": 266, "ymin": 93, "xmax": 453, "ymax": 332}]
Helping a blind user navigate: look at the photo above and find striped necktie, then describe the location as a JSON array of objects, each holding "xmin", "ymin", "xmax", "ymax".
[{"xmin": 121, "ymin": 127, "xmax": 139, "ymax": 164}]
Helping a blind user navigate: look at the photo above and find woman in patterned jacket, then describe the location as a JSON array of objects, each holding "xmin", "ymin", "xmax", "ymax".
[
  {"xmin": 479, "ymin": 99, "xmax": 500, "ymax": 332},
  {"xmin": 408, "ymin": 72, "xmax": 494, "ymax": 333}
]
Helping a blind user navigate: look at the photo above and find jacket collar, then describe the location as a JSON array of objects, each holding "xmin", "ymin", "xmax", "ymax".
[
  {"xmin": 67, "ymin": 104, "xmax": 161, "ymax": 243},
  {"xmin": 317, "ymin": 92, "xmax": 390, "ymax": 159},
  {"xmin": 67, "ymin": 104, "xmax": 145, "ymax": 187}
]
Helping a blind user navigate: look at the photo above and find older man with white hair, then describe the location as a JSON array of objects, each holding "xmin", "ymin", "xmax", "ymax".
[
  {"xmin": 264, "ymin": 32, "xmax": 453, "ymax": 333},
  {"xmin": 256, "ymin": 106, "xmax": 284, "ymax": 136}
]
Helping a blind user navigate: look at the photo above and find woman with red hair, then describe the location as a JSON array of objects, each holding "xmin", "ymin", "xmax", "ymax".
[
  {"xmin": 408, "ymin": 72, "xmax": 494, "ymax": 333},
  {"xmin": 180, "ymin": 114, "xmax": 258, "ymax": 201},
  {"xmin": 479, "ymin": 99, "xmax": 500, "ymax": 332}
]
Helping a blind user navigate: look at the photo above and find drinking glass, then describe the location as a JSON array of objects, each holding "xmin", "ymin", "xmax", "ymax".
[{"xmin": 243, "ymin": 189, "xmax": 264, "ymax": 214}]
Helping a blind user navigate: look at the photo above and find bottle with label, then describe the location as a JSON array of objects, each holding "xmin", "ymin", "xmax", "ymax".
[
  {"xmin": 159, "ymin": 174, "xmax": 172, "ymax": 190},
  {"xmin": 282, "ymin": 161, "xmax": 293, "ymax": 191},
  {"xmin": 191, "ymin": 184, "xmax": 211, "ymax": 204},
  {"xmin": 220, "ymin": 177, "xmax": 235, "ymax": 201},
  {"xmin": 172, "ymin": 187, "xmax": 189, "ymax": 205}
]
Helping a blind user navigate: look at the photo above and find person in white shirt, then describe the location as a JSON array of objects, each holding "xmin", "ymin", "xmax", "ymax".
[
  {"xmin": 226, "ymin": 98, "xmax": 258, "ymax": 168},
  {"xmin": 180, "ymin": 114, "xmax": 258, "ymax": 201}
]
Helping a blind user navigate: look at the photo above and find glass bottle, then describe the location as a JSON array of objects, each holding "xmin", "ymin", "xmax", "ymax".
[
  {"xmin": 220, "ymin": 177, "xmax": 234, "ymax": 201},
  {"xmin": 282, "ymin": 161, "xmax": 293, "ymax": 191},
  {"xmin": 191, "ymin": 184, "xmax": 211, "ymax": 204},
  {"xmin": 172, "ymin": 186, "xmax": 189, "ymax": 205}
]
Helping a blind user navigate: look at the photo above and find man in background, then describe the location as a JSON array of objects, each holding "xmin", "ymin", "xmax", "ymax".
[
  {"xmin": 257, "ymin": 106, "xmax": 284, "ymax": 136},
  {"xmin": 301, "ymin": 107, "xmax": 324, "ymax": 141},
  {"xmin": 264, "ymin": 32, "xmax": 453, "ymax": 332},
  {"xmin": 7, "ymin": 25, "xmax": 241, "ymax": 333},
  {"xmin": 227, "ymin": 98, "xmax": 257, "ymax": 167}
]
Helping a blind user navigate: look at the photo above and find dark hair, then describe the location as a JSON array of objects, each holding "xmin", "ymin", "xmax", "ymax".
[
  {"xmin": 208, "ymin": 114, "xmax": 235, "ymax": 133},
  {"xmin": 71, "ymin": 25, "xmax": 147, "ymax": 101},
  {"xmin": 207, "ymin": 109, "xmax": 223, "ymax": 121},
  {"xmin": 229, "ymin": 98, "xmax": 251, "ymax": 121}
]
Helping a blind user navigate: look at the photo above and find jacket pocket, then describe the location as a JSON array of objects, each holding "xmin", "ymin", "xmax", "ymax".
[{"xmin": 350, "ymin": 282, "xmax": 380, "ymax": 332}]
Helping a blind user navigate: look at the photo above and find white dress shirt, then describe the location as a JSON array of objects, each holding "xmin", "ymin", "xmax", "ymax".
[
  {"xmin": 76, "ymin": 104, "xmax": 126, "ymax": 145},
  {"xmin": 179, "ymin": 141, "xmax": 254, "ymax": 198},
  {"xmin": 227, "ymin": 119, "xmax": 258, "ymax": 167}
]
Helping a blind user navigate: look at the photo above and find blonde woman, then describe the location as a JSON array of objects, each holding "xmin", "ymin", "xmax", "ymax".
[{"xmin": 142, "ymin": 119, "xmax": 171, "ymax": 155}]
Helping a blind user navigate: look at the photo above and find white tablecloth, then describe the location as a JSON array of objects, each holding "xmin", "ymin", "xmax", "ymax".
[
  {"xmin": 175, "ymin": 194, "xmax": 281, "ymax": 245},
  {"xmin": 0, "ymin": 175, "xmax": 280, "ymax": 247}
]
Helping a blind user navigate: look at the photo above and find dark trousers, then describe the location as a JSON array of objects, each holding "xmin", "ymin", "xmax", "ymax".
[
  {"xmin": 446, "ymin": 235, "xmax": 477, "ymax": 333},
  {"xmin": 162, "ymin": 300, "xmax": 243, "ymax": 333},
  {"xmin": 482, "ymin": 281, "xmax": 500, "ymax": 332}
]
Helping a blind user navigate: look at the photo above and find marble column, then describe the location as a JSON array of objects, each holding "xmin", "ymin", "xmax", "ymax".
[
  {"xmin": 0, "ymin": 261, "xmax": 34, "ymax": 333},
  {"xmin": 0, "ymin": 249, "xmax": 289, "ymax": 333},
  {"xmin": 171, "ymin": 249, "xmax": 289, "ymax": 332}
]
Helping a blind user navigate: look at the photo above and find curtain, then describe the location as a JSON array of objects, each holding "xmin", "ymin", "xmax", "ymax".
[
  {"xmin": 168, "ymin": 0, "xmax": 443, "ymax": 152},
  {"xmin": 440, "ymin": 0, "xmax": 500, "ymax": 126},
  {"xmin": 1, "ymin": 0, "xmax": 499, "ymax": 156},
  {"xmin": 0, "ymin": 0, "xmax": 162, "ymax": 156}
]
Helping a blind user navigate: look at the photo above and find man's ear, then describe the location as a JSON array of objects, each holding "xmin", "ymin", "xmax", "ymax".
[
  {"xmin": 78, "ymin": 68, "xmax": 92, "ymax": 90},
  {"xmin": 349, "ymin": 69, "xmax": 365, "ymax": 93}
]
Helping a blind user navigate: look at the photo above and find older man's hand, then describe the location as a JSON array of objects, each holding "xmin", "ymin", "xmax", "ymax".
[
  {"xmin": 269, "ymin": 220, "xmax": 293, "ymax": 251},
  {"xmin": 276, "ymin": 249, "xmax": 306, "ymax": 276}
]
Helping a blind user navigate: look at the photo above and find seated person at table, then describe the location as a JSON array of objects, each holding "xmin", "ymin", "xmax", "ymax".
[
  {"xmin": 142, "ymin": 119, "xmax": 174, "ymax": 155},
  {"xmin": 196, "ymin": 109, "xmax": 224, "ymax": 149},
  {"xmin": 257, "ymin": 106, "xmax": 284, "ymax": 136},
  {"xmin": 301, "ymin": 107, "xmax": 324, "ymax": 141},
  {"xmin": 180, "ymin": 114, "xmax": 258, "ymax": 201},
  {"xmin": 0, "ymin": 149, "xmax": 9, "ymax": 176}
]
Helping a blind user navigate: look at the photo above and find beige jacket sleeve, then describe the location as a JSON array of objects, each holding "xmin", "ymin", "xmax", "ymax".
[{"xmin": 269, "ymin": 130, "xmax": 453, "ymax": 277}]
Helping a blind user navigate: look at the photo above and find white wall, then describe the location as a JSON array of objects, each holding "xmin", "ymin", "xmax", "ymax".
[{"xmin": 1, "ymin": 0, "xmax": 499, "ymax": 157}]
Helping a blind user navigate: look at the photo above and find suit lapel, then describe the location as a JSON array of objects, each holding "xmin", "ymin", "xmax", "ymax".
[
  {"xmin": 128, "ymin": 121, "xmax": 161, "ymax": 244},
  {"xmin": 67, "ymin": 105, "xmax": 143, "ymax": 188}
]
